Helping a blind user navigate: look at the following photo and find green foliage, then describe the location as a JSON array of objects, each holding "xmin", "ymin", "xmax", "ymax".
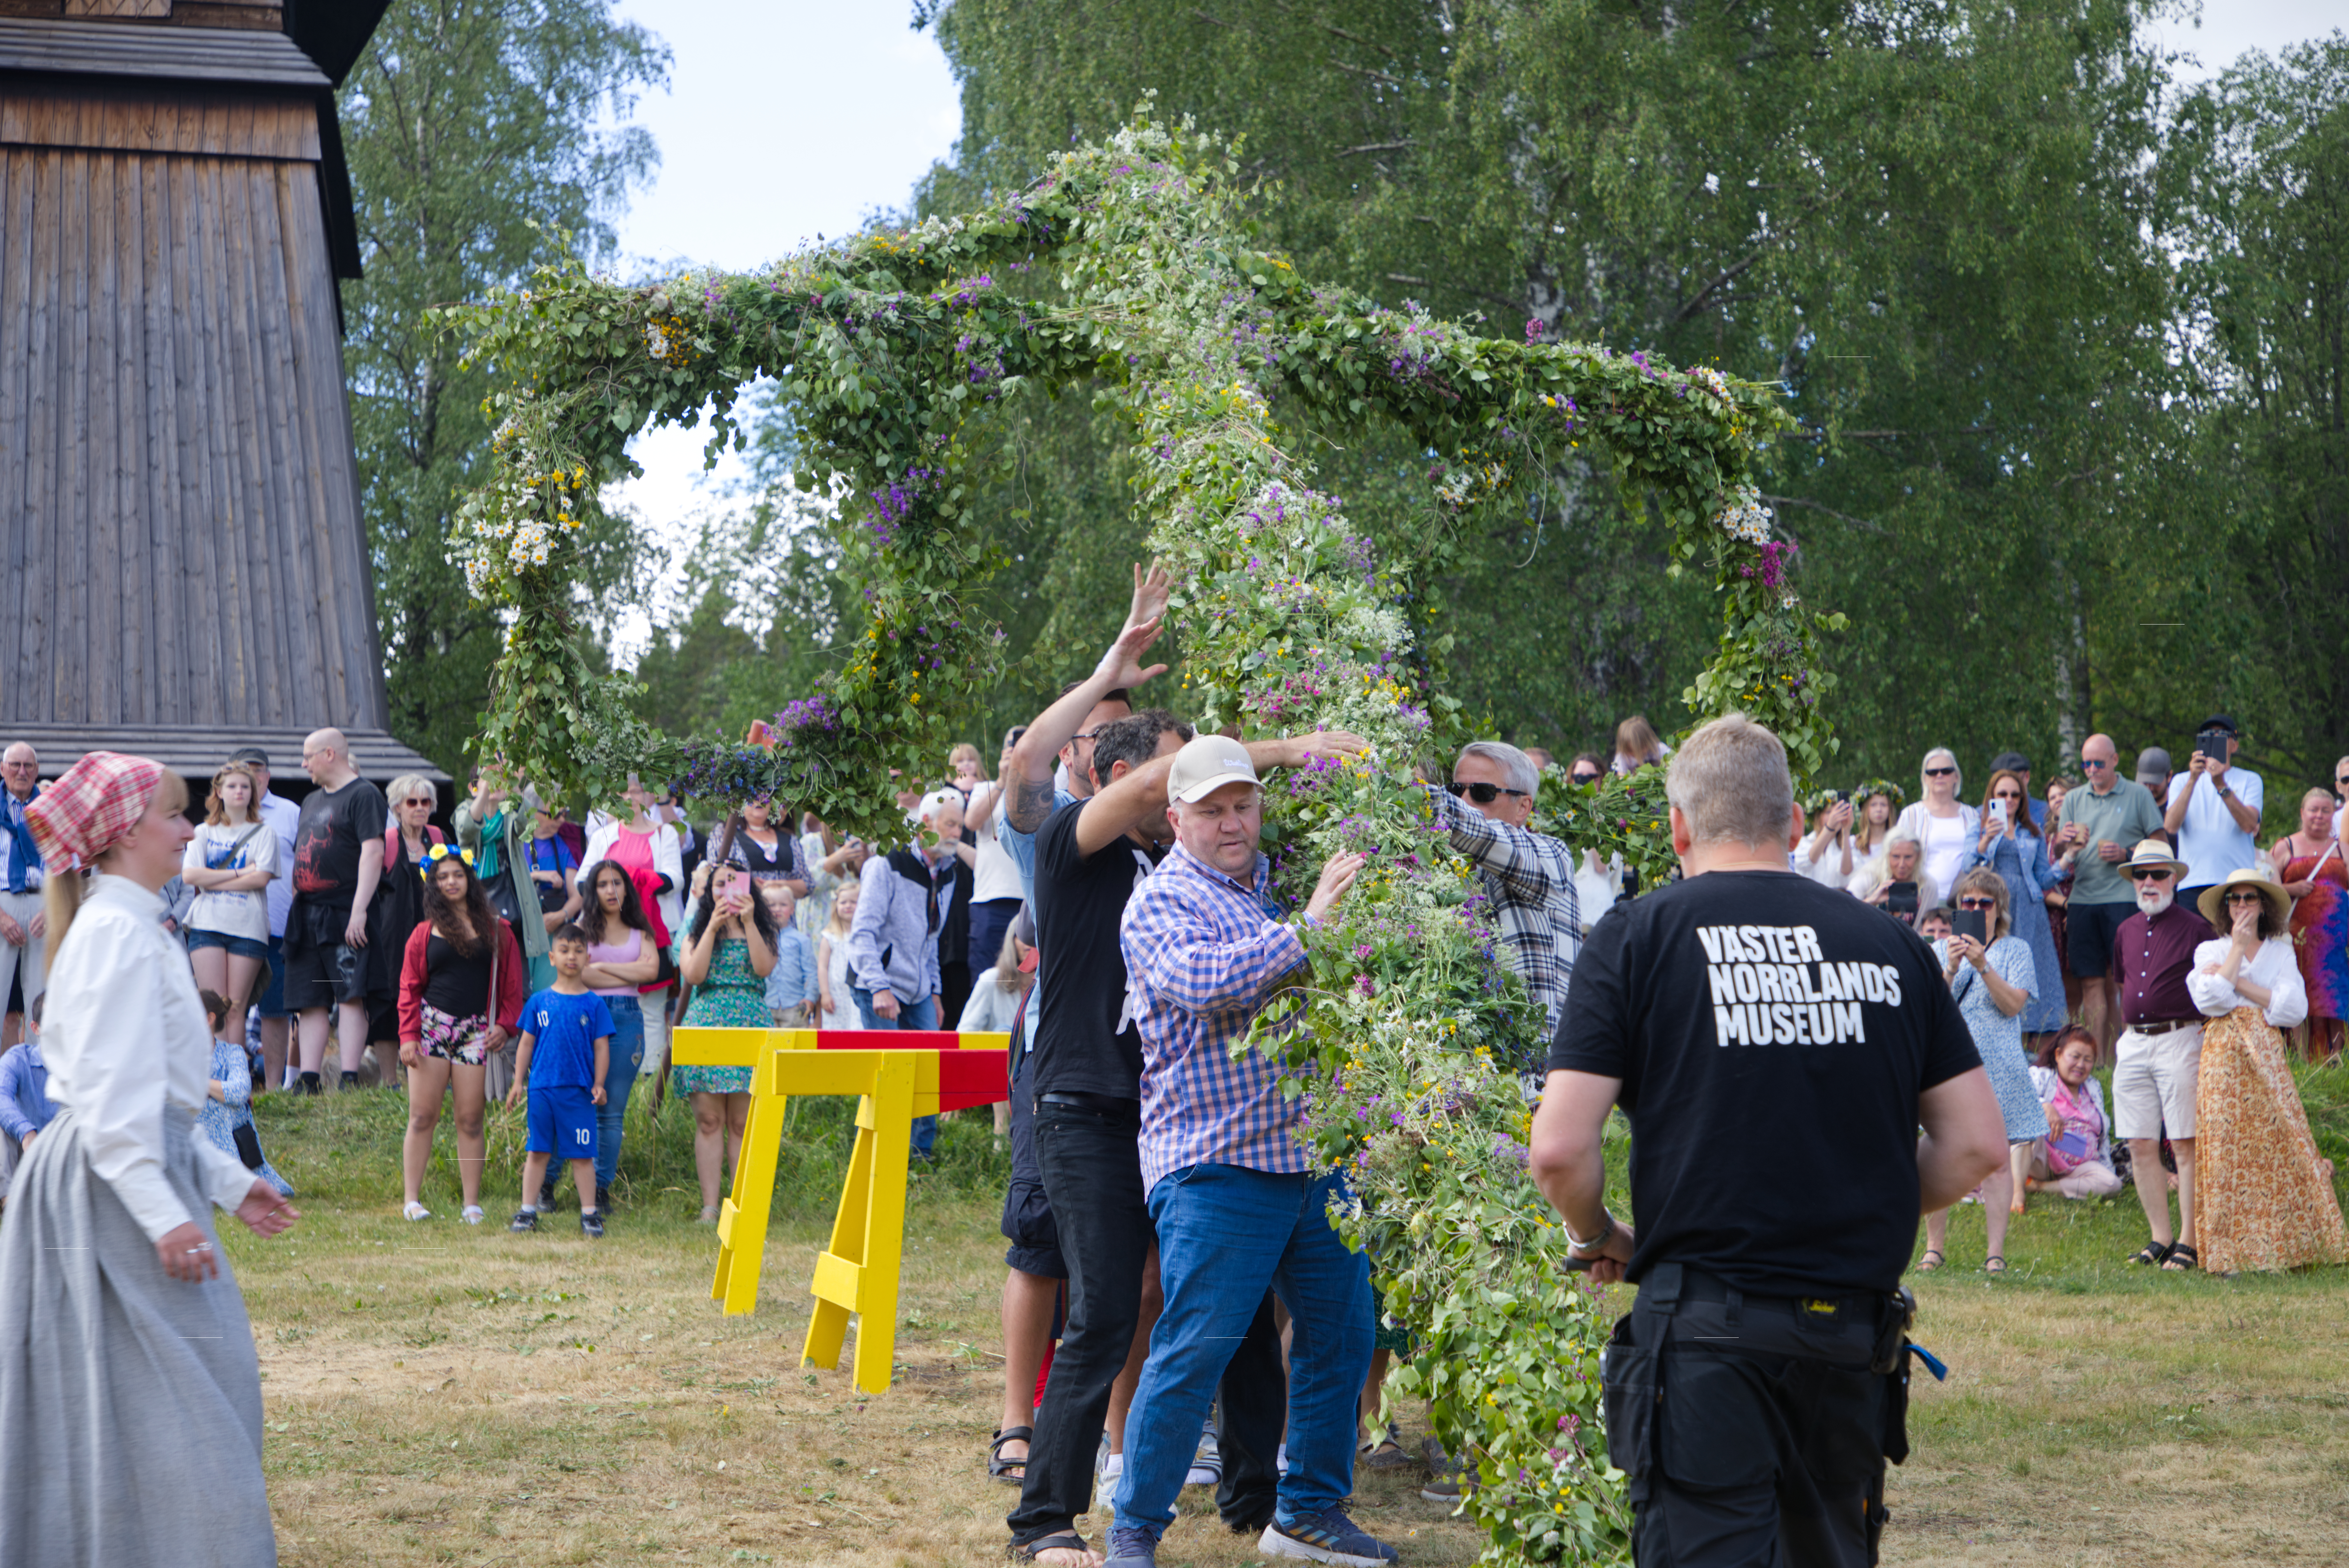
[
  {"xmin": 445, "ymin": 104, "xmax": 1819, "ymax": 1562},
  {"xmin": 339, "ymin": 0, "xmax": 669, "ymax": 774}
]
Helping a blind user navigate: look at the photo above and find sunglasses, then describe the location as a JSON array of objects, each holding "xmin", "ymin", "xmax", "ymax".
[
  {"xmin": 2222, "ymin": 890, "xmax": 2266, "ymax": 904},
  {"xmin": 1447, "ymin": 781, "xmax": 1529, "ymax": 804},
  {"xmin": 2127, "ymin": 867, "xmax": 2174, "ymax": 882},
  {"xmin": 1957, "ymin": 897, "xmax": 1997, "ymax": 910},
  {"xmin": 2080, "ymin": 757, "xmax": 2112, "ymax": 769},
  {"xmin": 1924, "ymin": 766, "xmax": 1956, "ymax": 777},
  {"xmin": 402, "ymin": 796, "xmax": 434, "ymax": 807}
]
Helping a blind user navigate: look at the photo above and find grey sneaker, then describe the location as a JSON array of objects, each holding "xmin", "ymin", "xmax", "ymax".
[
  {"xmin": 1261, "ymin": 1508, "xmax": 1398, "ymax": 1565},
  {"xmin": 507, "ymin": 1208, "xmax": 537, "ymax": 1233},
  {"xmin": 1420, "ymin": 1435, "xmax": 1464, "ymax": 1504},
  {"xmin": 579, "ymin": 1211, "xmax": 605, "ymax": 1239},
  {"xmin": 1102, "ymin": 1523, "xmax": 1158, "ymax": 1567}
]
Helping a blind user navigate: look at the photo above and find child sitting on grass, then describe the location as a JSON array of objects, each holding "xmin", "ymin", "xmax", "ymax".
[
  {"xmin": 197, "ymin": 989, "xmax": 293, "ymax": 1197},
  {"xmin": 506, "ymin": 925, "xmax": 613, "ymax": 1238}
]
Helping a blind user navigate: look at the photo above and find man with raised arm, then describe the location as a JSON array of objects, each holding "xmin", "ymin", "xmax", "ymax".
[
  {"xmin": 1006, "ymin": 567, "xmax": 1367, "ymax": 1568},
  {"xmin": 1529, "ymin": 713, "xmax": 2006, "ymax": 1568}
]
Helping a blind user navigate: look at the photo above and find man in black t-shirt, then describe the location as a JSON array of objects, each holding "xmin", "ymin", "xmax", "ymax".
[
  {"xmin": 286, "ymin": 728, "xmax": 388, "ymax": 1096},
  {"xmin": 1530, "ymin": 714, "xmax": 2005, "ymax": 1568}
]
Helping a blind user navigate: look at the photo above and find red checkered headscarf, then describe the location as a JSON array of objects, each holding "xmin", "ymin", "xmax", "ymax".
[{"xmin": 24, "ymin": 751, "xmax": 166, "ymax": 873}]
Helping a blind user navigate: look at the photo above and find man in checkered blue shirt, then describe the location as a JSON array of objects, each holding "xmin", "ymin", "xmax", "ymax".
[{"xmin": 1104, "ymin": 734, "xmax": 1393, "ymax": 1568}]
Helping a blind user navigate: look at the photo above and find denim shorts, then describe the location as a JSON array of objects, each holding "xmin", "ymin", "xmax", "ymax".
[{"xmin": 186, "ymin": 929, "xmax": 270, "ymax": 963}]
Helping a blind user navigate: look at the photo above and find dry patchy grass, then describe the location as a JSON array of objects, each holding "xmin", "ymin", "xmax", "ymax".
[{"xmin": 231, "ymin": 1076, "xmax": 2349, "ymax": 1565}]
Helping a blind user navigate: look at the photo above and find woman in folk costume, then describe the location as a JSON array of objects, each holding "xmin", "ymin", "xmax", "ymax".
[{"xmin": 0, "ymin": 753, "xmax": 300, "ymax": 1565}]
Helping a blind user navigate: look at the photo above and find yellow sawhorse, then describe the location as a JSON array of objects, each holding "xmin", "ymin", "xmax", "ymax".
[{"xmin": 669, "ymin": 1026, "xmax": 1009, "ymax": 1394}]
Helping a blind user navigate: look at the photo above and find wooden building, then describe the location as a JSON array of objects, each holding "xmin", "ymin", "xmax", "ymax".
[{"xmin": 0, "ymin": 1, "xmax": 442, "ymax": 783}]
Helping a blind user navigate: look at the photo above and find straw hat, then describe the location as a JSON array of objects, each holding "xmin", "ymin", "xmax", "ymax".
[
  {"xmin": 2197, "ymin": 867, "xmax": 2292, "ymax": 932},
  {"xmin": 2121, "ymin": 838, "xmax": 2190, "ymax": 880}
]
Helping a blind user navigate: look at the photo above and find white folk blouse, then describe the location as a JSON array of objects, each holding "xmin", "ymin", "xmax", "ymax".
[
  {"xmin": 2186, "ymin": 934, "xmax": 2309, "ymax": 1031},
  {"xmin": 40, "ymin": 874, "xmax": 257, "ymax": 1240}
]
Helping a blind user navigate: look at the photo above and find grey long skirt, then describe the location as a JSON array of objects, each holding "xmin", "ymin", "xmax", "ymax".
[{"xmin": 0, "ymin": 1108, "xmax": 275, "ymax": 1566}]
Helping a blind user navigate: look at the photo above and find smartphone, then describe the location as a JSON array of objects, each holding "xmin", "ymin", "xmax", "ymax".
[
  {"xmin": 1953, "ymin": 908, "xmax": 1989, "ymax": 946},
  {"xmin": 1835, "ymin": 790, "xmax": 1851, "ymax": 804},
  {"xmin": 1887, "ymin": 881, "xmax": 1919, "ymax": 917},
  {"xmin": 2196, "ymin": 727, "xmax": 2229, "ymax": 763},
  {"xmin": 1988, "ymin": 799, "xmax": 2007, "ymax": 829},
  {"xmin": 713, "ymin": 869, "xmax": 748, "ymax": 902}
]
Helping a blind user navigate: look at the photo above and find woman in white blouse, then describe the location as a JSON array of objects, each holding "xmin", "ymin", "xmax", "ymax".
[
  {"xmin": 1894, "ymin": 748, "xmax": 1980, "ymax": 903},
  {"xmin": 0, "ymin": 753, "xmax": 299, "ymax": 1563},
  {"xmin": 2185, "ymin": 870, "xmax": 2347, "ymax": 1275}
]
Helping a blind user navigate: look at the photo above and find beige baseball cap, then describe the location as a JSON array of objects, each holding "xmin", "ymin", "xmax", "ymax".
[{"xmin": 1167, "ymin": 733, "xmax": 1260, "ymax": 803}]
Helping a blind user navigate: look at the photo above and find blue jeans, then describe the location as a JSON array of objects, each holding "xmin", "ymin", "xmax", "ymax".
[
  {"xmin": 851, "ymin": 987, "xmax": 939, "ymax": 1156},
  {"xmin": 594, "ymin": 994, "xmax": 645, "ymax": 1191},
  {"xmin": 1111, "ymin": 1164, "xmax": 1372, "ymax": 1536}
]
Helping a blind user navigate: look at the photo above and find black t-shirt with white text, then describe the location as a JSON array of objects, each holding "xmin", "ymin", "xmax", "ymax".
[
  {"xmin": 291, "ymin": 777, "xmax": 389, "ymax": 908},
  {"xmin": 1547, "ymin": 870, "xmax": 1979, "ymax": 1298},
  {"xmin": 1030, "ymin": 801, "xmax": 1163, "ymax": 1101}
]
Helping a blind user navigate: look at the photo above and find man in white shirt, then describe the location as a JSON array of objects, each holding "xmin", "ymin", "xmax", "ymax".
[
  {"xmin": 229, "ymin": 746, "xmax": 304, "ymax": 1091},
  {"xmin": 0, "ymin": 743, "xmax": 45, "ymax": 1048},
  {"xmin": 2163, "ymin": 715, "xmax": 2263, "ymax": 910}
]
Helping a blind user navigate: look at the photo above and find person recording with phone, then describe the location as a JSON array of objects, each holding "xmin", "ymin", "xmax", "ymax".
[
  {"xmin": 1800, "ymin": 793, "xmax": 1857, "ymax": 888},
  {"xmin": 1918, "ymin": 870, "xmax": 2042, "ymax": 1270},
  {"xmin": 1967, "ymin": 770, "xmax": 2065, "ymax": 1049},
  {"xmin": 2162, "ymin": 715, "xmax": 2263, "ymax": 910},
  {"xmin": 1858, "ymin": 832, "xmax": 1936, "ymax": 926},
  {"xmin": 674, "ymin": 861, "xmax": 776, "ymax": 1222}
]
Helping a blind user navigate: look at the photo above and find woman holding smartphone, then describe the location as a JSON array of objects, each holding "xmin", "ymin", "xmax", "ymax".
[
  {"xmin": 675, "ymin": 862, "xmax": 776, "ymax": 1222},
  {"xmin": 1918, "ymin": 868, "xmax": 2040, "ymax": 1272},
  {"xmin": 1800, "ymin": 795, "xmax": 1857, "ymax": 887},
  {"xmin": 1967, "ymin": 769, "xmax": 2065, "ymax": 1046}
]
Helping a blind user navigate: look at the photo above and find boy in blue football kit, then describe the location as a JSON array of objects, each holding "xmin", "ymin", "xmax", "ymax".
[{"xmin": 507, "ymin": 926, "xmax": 614, "ymax": 1237}]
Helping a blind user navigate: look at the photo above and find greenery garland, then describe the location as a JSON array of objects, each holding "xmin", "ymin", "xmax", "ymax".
[{"xmin": 446, "ymin": 104, "xmax": 1837, "ymax": 1565}]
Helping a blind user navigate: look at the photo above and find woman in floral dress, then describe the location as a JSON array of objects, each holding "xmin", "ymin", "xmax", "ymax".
[
  {"xmin": 2271, "ymin": 789, "xmax": 2347, "ymax": 1062},
  {"xmin": 2188, "ymin": 871, "xmax": 2347, "ymax": 1275},
  {"xmin": 675, "ymin": 861, "xmax": 776, "ymax": 1222}
]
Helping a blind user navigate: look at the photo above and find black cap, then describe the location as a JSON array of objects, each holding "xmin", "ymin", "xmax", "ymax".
[
  {"xmin": 1988, "ymin": 751, "xmax": 2030, "ymax": 775},
  {"xmin": 2198, "ymin": 714, "xmax": 2239, "ymax": 735},
  {"xmin": 226, "ymin": 746, "xmax": 270, "ymax": 768}
]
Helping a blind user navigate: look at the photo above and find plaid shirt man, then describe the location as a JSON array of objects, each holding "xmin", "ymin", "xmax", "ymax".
[
  {"xmin": 1119, "ymin": 839, "xmax": 1313, "ymax": 1191},
  {"xmin": 1428, "ymin": 785, "xmax": 1582, "ymax": 1047}
]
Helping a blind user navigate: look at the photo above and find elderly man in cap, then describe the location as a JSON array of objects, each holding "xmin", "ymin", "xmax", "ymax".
[
  {"xmin": 228, "ymin": 746, "xmax": 303, "ymax": 1089},
  {"xmin": 0, "ymin": 743, "xmax": 45, "ymax": 1048},
  {"xmin": 2108, "ymin": 839, "xmax": 2216, "ymax": 1270},
  {"xmin": 1106, "ymin": 735, "xmax": 1391, "ymax": 1568},
  {"xmin": 2163, "ymin": 716, "xmax": 2263, "ymax": 912}
]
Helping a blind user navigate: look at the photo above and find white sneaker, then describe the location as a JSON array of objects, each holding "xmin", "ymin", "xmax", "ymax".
[
  {"xmin": 460, "ymin": 1205, "xmax": 484, "ymax": 1225},
  {"xmin": 402, "ymin": 1201, "xmax": 431, "ymax": 1222},
  {"xmin": 1186, "ymin": 1420, "xmax": 1222, "ymax": 1488}
]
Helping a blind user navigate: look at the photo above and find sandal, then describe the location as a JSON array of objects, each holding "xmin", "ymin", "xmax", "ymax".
[
  {"xmin": 1983, "ymin": 1255, "xmax": 2006, "ymax": 1274},
  {"xmin": 1915, "ymin": 1248, "xmax": 1945, "ymax": 1273},
  {"xmin": 2129, "ymin": 1239, "xmax": 2173, "ymax": 1266},
  {"xmin": 2161, "ymin": 1242, "xmax": 2199, "ymax": 1272},
  {"xmin": 1010, "ymin": 1531, "xmax": 1091, "ymax": 1563},
  {"xmin": 989, "ymin": 1426, "xmax": 1032, "ymax": 1485}
]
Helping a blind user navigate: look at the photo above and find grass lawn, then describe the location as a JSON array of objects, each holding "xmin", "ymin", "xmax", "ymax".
[{"xmin": 229, "ymin": 1066, "xmax": 2349, "ymax": 1565}]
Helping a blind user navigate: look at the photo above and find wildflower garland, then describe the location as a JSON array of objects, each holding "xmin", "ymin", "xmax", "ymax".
[{"xmin": 448, "ymin": 105, "xmax": 1835, "ymax": 1565}]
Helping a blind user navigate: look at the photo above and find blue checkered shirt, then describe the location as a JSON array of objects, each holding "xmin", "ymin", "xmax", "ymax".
[
  {"xmin": 1427, "ymin": 786, "xmax": 1582, "ymax": 1038},
  {"xmin": 1120, "ymin": 840, "xmax": 1313, "ymax": 1191}
]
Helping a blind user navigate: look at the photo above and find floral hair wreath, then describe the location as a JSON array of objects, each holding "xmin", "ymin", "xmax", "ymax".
[{"xmin": 418, "ymin": 841, "xmax": 477, "ymax": 880}]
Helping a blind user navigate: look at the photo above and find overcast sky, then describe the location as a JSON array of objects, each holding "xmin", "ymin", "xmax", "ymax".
[{"xmin": 597, "ymin": 0, "xmax": 2344, "ymax": 658}]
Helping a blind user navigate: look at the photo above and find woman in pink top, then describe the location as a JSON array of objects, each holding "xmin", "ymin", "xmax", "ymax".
[{"xmin": 576, "ymin": 860, "xmax": 662, "ymax": 1212}]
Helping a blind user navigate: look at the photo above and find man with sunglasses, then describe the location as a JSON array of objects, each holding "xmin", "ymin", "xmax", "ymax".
[
  {"xmin": 0, "ymin": 744, "xmax": 43, "ymax": 1049},
  {"xmin": 2054, "ymin": 735, "xmax": 2166, "ymax": 1052},
  {"xmin": 2162, "ymin": 715, "xmax": 2263, "ymax": 914},
  {"xmin": 2107, "ymin": 839, "xmax": 2216, "ymax": 1270},
  {"xmin": 1429, "ymin": 742, "xmax": 1582, "ymax": 1081}
]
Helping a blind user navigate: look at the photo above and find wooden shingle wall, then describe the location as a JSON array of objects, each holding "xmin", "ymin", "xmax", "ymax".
[{"xmin": 0, "ymin": 77, "xmax": 386, "ymax": 733}]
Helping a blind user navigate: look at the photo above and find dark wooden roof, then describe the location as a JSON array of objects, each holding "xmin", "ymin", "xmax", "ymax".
[
  {"xmin": 4, "ymin": 725, "xmax": 447, "ymax": 785},
  {"xmin": 0, "ymin": 16, "xmax": 365, "ymax": 280}
]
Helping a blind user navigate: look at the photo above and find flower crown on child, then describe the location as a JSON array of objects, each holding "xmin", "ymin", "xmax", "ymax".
[{"xmin": 419, "ymin": 841, "xmax": 476, "ymax": 880}]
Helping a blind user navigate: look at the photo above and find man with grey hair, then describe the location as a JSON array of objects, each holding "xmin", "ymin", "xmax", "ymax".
[
  {"xmin": 1428, "ymin": 739, "xmax": 1582, "ymax": 1074},
  {"xmin": 0, "ymin": 743, "xmax": 44, "ymax": 1048},
  {"xmin": 1532, "ymin": 712, "xmax": 2005, "ymax": 1568}
]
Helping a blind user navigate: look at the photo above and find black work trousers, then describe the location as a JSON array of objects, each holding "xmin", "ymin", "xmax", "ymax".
[
  {"xmin": 1009, "ymin": 1099, "xmax": 1284, "ymax": 1545},
  {"xmin": 1605, "ymin": 1265, "xmax": 1895, "ymax": 1568}
]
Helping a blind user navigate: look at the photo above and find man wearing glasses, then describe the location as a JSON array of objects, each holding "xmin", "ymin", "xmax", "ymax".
[
  {"xmin": 0, "ymin": 744, "xmax": 44, "ymax": 1048},
  {"xmin": 2054, "ymin": 735, "xmax": 2166, "ymax": 1051},
  {"xmin": 2161, "ymin": 714, "xmax": 2263, "ymax": 912},
  {"xmin": 1429, "ymin": 741, "xmax": 1582, "ymax": 1086},
  {"xmin": 2108, "ymin": 839, "xmax": 2215, "ymax": 1271}
]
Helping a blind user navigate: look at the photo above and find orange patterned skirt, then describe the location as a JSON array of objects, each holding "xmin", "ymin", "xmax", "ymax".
[{"xmin": 2195, "ymin": 1006, "xmax": 2349, "ymax": 1274}]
